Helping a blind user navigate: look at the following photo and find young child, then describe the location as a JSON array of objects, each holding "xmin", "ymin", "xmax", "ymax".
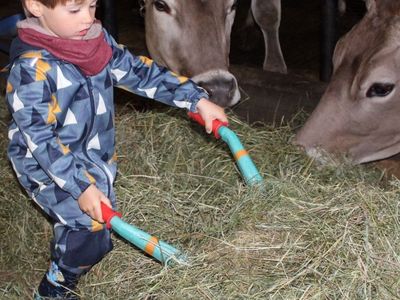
[{"xmin": 7, "ymin": 0, "xmax": 228, "ymax": 298}]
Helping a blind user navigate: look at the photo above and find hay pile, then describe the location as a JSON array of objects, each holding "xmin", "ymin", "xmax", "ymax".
[{"xmin": 1, "ymin": 95, "xmax": 400, "ymax": 299}]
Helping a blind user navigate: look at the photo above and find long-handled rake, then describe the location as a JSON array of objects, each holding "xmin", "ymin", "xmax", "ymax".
[
  {"xmin": 101, "ymin": 203, "xmax": 188, "ymax": 266},
  {"xmin": 188, "ymin": 112, "xmax": 264, "ymax": 186}
]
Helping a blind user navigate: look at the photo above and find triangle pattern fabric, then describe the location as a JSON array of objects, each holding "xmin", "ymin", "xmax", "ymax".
[
  {"xmin": 54, "ymin": 187, "xmax": 70, "ymax": 203},
  {"xmin": 138, "ymin": 87, "xmax": 157, "ymax": 99},
  {"xmin": 103, "ymin": 163, "xmax": 114, "ymax": 183},
  {"xmin": 173, "ymin": 99, "xmax": 192, "ymax": 110},
  {"xmin": 56, "ymin": 66, "xmax": 72, "ymax": 89},
  {"xmin": 106, "ymin": 112, "xmax": 113, "ymax": 130},
  {"xmin": 47, "ymin": 143, "xmax": 63, "ymax": 164},
  {"xmin": 96, "ymin": 94, "xmax": 107, "ymax": 115},
  {"xmin": 112, "ymin": 46, "xmax": 124, "ymax": 59},
  {"xmin": 17, "ymin": 147, "xmax": 26, "ymax": 157},
  {"xmin": 25, "ymin": 149, "xmax": 33, "ymax": 158},
  {"xmin": 27, "ymin": 180, "xmax": 39, "ymax": 193},
  {"xmin": 54, "ymin": 211, "xmax": 67, "ymax": 225},
  {"xmin": 75, "ymin": 176, "xmax": 91, "ymax": 192},
  {"xmin": 12, "ymin": 91, "xmax": 24, "ymax": 112},
  {"xmin": 63, "ymin": 108, "xmax": 78, "ymax": 126},
  {"xmin": 31, "ymin": 177, "xmax": 47, "ymax": 193},
  {"xmin": 87, "ymin": 133, "xmax": 101, "ymax": 150},
  {"xmin": 48, "ymin": 170, "xmax": 67, "ymax": 189},
  {"xmin": 8, "ymin": 127, "xmax": 19, "ymax": 140},
  {"xmin": 131, "ymin": 65, "xmax": 148, "ymax": 80},
  {"xmin": 10, "ymin": 158, "xmax": 21, "ymax": 178},
  {"xmin": 23, "ymin": 132, "xmax": 38, "ymax": 152},
  {"xmin": 20, "ymin": 67, "xmax": 35, "ymax": 86},
  {"xmin": 47, "ymin": 75, "xmax": 57, "ymax": 92},
  {"xmin": 31, "ymin": 107, "xmax": 45, "ymax": 126},
  {"xmin": 104, "ymin": 73, "xmax": 112, "ymax": 89},
  {"xmin": 75, "ymin": 86, "xmax": 89, "ymax": 101},
  {"xmin": 101, "ymin": 152, "xmax": 109, "ymax": 162},
  {"xmin": 42, "ymin": 84, "xmax": 52, "ymax": 103},
  {"xmin": 163, "ymin": 81, "xmax": 184, "ymax": 93},
  {"xmin": 111, "ymin": 68, "xmax": 127, "ymax": 81}
]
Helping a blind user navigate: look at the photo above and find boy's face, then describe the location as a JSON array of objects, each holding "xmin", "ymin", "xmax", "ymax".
[{"xmin": 33, "ymin": 0, "xmax": 98, "ymax": 40}]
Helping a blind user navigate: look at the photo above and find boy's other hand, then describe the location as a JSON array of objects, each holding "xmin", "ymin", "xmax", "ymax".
[
  {"xmin": 196, "ymin": 98, "xmax": 228, "ymax": 134},
  {"xmin": 78, "ymin": 184, "xmax": 112, "ymax": 223}
]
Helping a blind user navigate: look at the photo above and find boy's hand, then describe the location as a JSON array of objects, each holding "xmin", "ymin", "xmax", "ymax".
[
  {"xmin": 196, "ymin": 98, "xmax": 228, "ymax": 134},
  {"xmin": 78, "ymin": 184, "xmax": 112, "ymax": 223}
]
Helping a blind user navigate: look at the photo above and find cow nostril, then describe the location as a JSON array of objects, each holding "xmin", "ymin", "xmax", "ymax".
[
  {"xmin": 191, "ymin": 71, "xmax": 239, "ymax": 107},
  {"xmin": 196, "ymin": 80, "xmax": 209, "ymax": 92},
  {"xmin": 228, "ymin": 78, "xmax": 235, "ymax": 98}
]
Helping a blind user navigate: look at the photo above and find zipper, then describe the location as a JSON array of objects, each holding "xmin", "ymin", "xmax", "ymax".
[{"xmin": 84, "ymin": 76, "xmax": 112, "ymax": 198}]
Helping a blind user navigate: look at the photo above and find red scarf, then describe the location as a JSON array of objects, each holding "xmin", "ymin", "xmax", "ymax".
[{"xmin": 18, "ymin": 27, "xmax": 112, "ymax": 76}]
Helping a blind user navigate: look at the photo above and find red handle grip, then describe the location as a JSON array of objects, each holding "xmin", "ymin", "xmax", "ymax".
[
  {"xmin": 188, "ymin": 112, "xmax": 228, "ymax": 139},
  {"xmin": 101, "ymin": 202, "xmax": 122, "ymax": 229}
]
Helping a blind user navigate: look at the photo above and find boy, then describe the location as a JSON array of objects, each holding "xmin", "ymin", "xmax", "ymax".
[{"xmin": 7, "ymin": 0, "xmax": 228, "ymax": 298}]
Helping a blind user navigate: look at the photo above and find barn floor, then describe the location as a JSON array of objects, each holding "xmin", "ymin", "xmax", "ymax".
[{"xmin": 0, "ymin": 0, "xmax": 365, "ymax": 125}]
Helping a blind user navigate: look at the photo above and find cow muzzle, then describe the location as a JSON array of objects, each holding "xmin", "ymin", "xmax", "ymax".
[
  {"xmin": 191, "ymin": 69, "xmax": 241, "ymax": 108},
  {"xmin": 293, "ymin": 135, "xmax": 352, "ymax": 166}
]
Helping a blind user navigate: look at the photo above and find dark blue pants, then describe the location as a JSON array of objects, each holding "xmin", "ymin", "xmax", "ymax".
[{"xmin": 38, "ymin": 224, "xmax": 113, "ymax": 298}]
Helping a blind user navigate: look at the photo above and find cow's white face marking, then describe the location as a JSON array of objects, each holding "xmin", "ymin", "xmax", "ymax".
[{"xmin": 304, "ymin": 147, "xmax": 341, "ymax": 166}]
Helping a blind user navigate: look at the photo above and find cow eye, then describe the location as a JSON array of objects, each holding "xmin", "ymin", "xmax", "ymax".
[
  {"xmin": 366, "ymin": 83, "xmax": 395, "ymax": 98},
  {"xmin": 153, "ymin": 0, "xmax": 170, "ymax": 13}
]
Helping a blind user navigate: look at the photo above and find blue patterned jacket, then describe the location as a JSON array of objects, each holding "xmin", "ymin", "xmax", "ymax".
[{"xmin": 5, "ymin": 30, "xmax": 208, "ymax": 227}]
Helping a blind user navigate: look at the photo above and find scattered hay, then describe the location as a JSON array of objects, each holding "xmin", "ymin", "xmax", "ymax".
[{"xmin": 1, "ymin": 96, "xmax": 400, "ymax": 299}]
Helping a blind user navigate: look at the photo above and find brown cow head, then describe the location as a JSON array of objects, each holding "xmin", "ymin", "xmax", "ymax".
[
  {"xmin": 294, "ymin": 0, "xmax": 400, "ymax": 164},
  {"xmin": 141, "ymin": 0, "xmax": 240, "ymax": 108}
]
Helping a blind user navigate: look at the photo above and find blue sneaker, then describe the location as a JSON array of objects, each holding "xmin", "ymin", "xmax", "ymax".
[{"xmin": 36, "ymin": 262, "xmax": 80, "ymax": 299}]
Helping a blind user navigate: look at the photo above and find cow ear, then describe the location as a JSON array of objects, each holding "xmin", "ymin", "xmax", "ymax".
[
  {"xmin": 365, "ymin": 0, "xmax": 376, "ymax": 13},
  {"xmin": 371, "ymin": 0, "xmax": 400, "ymax": 17},
  {"xmin": 139, "ymin": 0, "xmax": 145, "ymax": 16}
]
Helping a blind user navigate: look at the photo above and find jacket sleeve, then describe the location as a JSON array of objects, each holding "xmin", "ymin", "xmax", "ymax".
[
  {"xmin": 7, "ymin": 59, "xmax": 93, "ymax": 200},
  {"xmin": 105, "ymin": 32, "xmax": 209, "ymax": 112}
]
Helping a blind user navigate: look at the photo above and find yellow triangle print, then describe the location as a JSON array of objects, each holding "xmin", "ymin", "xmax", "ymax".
[
  {"xmin": 84, "ymin": 171, "xmax": 96, "ymax": 184},
  {"xmin": 36, "ymin": 60, "xmax": 51, "ymax": 81},
  {"xmin": 6, "ymin": 82, "xmax": 13, "ymax": 93},
  {"xmin": 47, "ymin": 94, "xmax": 61, "ymax": 124},
  {"xmin": 170, "ymin": 71, "xmax": 189, "ymax": 84},
  {"xmin": 108, "ymin": 152, "xmax": 117, "ymax": 164},
  {"xmin": 60, "ymin": 143, "xmax": 70, "ymax": 155},
  {"xmin": 57, "ymin": 138, "xmax": 71, "ymax": 155},
  {"xmin": 91, "ymin": 220, "xmax": 104, "ymax": 232},
  {"xmin": 177, "ymin": 75, "xmax": 188, "ymax": 84},
  {"xmin": 139, "ymin": 56, "xmax": 153, "ymax": 67},
  {"xmin": 117, "ymin": 85, "xmax": 133, "ymax": 93},
  {"xmin": 21, "ymin": 51, "xmax": 42, "ymax": 59}
]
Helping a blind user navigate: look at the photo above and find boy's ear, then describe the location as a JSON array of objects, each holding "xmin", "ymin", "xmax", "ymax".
[{"xmin": 24, "ymin": 0, "xmax": 45, "ymax": 17}]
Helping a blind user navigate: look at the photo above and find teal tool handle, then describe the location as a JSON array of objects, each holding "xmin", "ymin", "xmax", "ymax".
[
  {"xmin": 188, "ymin": 112, "xmax": 263, "ymax": 185},
  {"xmin": 101, "ymin": 203, "xmax": 187, "ymax": 265}
]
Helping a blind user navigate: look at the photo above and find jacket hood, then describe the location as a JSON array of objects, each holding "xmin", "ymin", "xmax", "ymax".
[{"xmin": 9, "ymin": 36, "xmax": 53, "ymax": 64}]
